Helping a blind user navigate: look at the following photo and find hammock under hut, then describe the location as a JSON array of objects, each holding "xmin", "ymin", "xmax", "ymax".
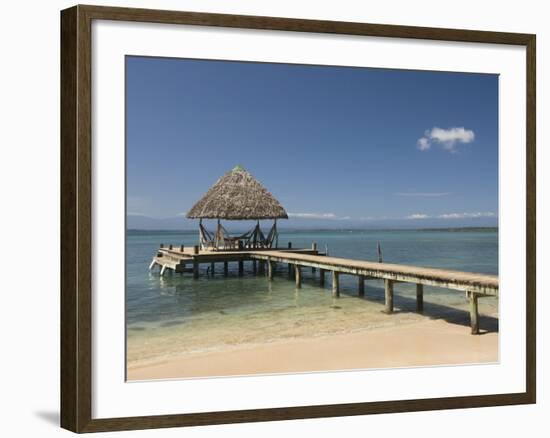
[{"xmin": 186, "ymin": 166, "xmax": 288, "ymax": 250}]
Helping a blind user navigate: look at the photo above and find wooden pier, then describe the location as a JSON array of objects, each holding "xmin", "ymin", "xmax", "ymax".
[{"xmin": 149, "ymin": 244, "xmax": 498, "ymax": 335}]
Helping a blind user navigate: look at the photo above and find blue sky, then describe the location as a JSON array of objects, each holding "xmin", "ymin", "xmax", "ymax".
[{"xmin": 126, "ymin": 56, "xmax": 498, "ymax": 229}]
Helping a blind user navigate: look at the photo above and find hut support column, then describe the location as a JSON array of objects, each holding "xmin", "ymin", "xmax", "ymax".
[
  {"xmin": 384, "ymin": 279, "xmax": 394, "ymax": 313},
  {"xmin": 468, "ymin": 292, "xmax": 480, "ymax": 335},
  {"xmin": 416, "ymin": 284, "xmax": 424, "ymax": 312},
  {"xmin": 319, "ymin": 268, "xmax": 325, "ymax": 287},
  {"xmin": 215, "ymin": 219, "xmax": 221, "ymax": 249},
  {"xmin": 198, "ymin": 219, "xmax": 202, "ymax": 249},
  {"xmin": 223, "ymin": 261, "xmax": 228, "ymax": 277},
  {"xmin": 358, "ymin": 275, "xmax": 365, "ymax": 297},
  {"xmin": 332, "ymin": 271, "xmax": 340, "ymax": 297},
  {"xmin": 295, "ymin": 265, "xmax": 302, "ymax": 288}
]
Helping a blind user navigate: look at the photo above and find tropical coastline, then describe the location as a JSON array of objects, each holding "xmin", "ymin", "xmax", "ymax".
[
  {"xmin": 126, "ymin": 228, "xmax": 498, "ymax": 380},
  {"xmin": 127, "ymin": 318, "xmax": 498, "ymax": 381}
]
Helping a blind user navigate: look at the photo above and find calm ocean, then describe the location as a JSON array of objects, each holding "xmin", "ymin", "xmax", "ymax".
[{"xmin": 126, "ymin": 229, "xmax": 498, "ymax": 368}]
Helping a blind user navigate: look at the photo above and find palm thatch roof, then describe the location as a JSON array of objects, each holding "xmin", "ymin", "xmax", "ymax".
[{"xmin": 186, "ymin": 166, "xmax": 288, "ymax": 220}]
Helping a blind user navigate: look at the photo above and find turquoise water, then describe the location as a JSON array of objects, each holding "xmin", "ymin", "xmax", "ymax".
[{"xmin": 126, "ymin": 229, "xmax": 498, "ymax": 368}]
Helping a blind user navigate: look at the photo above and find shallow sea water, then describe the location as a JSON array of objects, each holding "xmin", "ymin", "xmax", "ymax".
[{"xmin": 126, "ymin": 229, "xmax": 498, "ymax": 367}]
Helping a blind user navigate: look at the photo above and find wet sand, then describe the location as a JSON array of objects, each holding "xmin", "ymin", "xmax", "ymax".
[{"xmin": 127, "ymin": 318, "xmax": 498, "ymax": 381}]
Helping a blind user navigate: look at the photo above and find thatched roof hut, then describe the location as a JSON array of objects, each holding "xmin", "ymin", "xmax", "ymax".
[{"xmin": 186, "ymin": 166, "xmax": 288, "ymax": 220}]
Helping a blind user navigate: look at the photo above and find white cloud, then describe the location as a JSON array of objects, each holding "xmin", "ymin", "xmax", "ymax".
[
  {"xmin": 406, "ymin": 213, "xmax": 430, "ymax": 219},
  {"xmin": 405, "ymin": 211, "xmax": 496, "ymax": 220},
  {"xmin": 417, "ymin": 137, "xmax": 431, "ymax": 151},
  {"xmin": 438, "ymin": 212, "xmax": 496, "ymax": 219},
  {"xmin": 288, "ymin": 212, "xmax": 344, "ymax": 220},
  {"xmin": 417, "ymin": 126, "xmax": 475, "ymax": 153},
  {"xmin": 395, "ymin": 192, "xmax": 450, "ymax": 197}
]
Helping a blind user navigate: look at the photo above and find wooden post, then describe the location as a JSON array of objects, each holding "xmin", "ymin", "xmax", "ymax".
[
  {"xmin": 319, "ymin": 268, "xmax": 325, "ymax": 287},
  {"xmin": 223, "ymin": 261, "xmax": 228, "ymax": 276},
  {"xmin": 160, "ymin": 265, "xmax": 167, "ymax": 276},
  {"xmin": 267, "ymin": 258, "xmax": 273, "ymax": 281},
  {"xmin": 469, "ymin": 292, "xmax": 479, "ymax": 335},
  {"xmin": 295, "ymin": 265, "xmax": 302, "ymax": 288},
  {"xmin": 416, "ymin": 284, "xmax": 424, "ymax": 312},
  {"xmin": 193, "ymin": 245, "xmax": 199, "ymax": 255},
  {"xmin": 252, "ymin": 260, "xmax": 257, "ymax": 275},
  {"xmin": 384, "ymin": 279, "xmax": 394, "ymax": 313},
  {"xmin": 332, "ymin": 271, "xmax": 340, "ymax": 297},
  {"xmin": 210, "ymin": 262, "xmax": 215, "ymax": 276},
  {"xmin": 358, "ymin": 275, "xmax": 365, "ymax": 297},
  {"xmin": 169, "ymin": 244, "xmax": 173, "ymax": 250},
  {"xmin": 258, "ymin": 260, "xmax": 265, "ymax": 275},
  {"xmin": 180, "ymin": 244, "xmax": 184, "ymax": 252},
  {"xmin": 192, "ymin": 260, "xmax": 199, "ymax": 279},
  {"xmin": 148, "ymin": 259, "xmax": 156, "ymax": 270},
  {"xmin": 287, "ymin": 242, "xmax": 293, "ymax": 276},
  {"xmin": 311, "ymin": 246, "xmax": 316, "ymax": 273},
  {"xmin": 238, "ymin": 260, "xmax": 244, "ymax": 276}
]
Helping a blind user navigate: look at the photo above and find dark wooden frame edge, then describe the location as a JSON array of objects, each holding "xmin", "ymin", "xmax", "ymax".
[{"xmin": 60, "ymin": 4, "xmax": 536, "ymax": 433}]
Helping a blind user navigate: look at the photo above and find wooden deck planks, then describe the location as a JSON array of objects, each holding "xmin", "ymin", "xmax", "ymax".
[
  {"xmin": 252, "ymin": 251, "xmax": 498, "ymax": 296},
  {"xmin": 149, "ymin": 245, "xmax": 498, "ymax": 335}
]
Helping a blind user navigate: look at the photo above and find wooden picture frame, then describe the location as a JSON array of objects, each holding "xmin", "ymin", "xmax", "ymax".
[{"xmin": 60, "ymin": 4, "xmax": 536, "ymax": 433}]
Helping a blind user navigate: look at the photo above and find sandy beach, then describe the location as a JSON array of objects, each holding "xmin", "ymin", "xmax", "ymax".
[{"xmin": 127, "ymin": 318, "xmax": 498, "ymax": 381}]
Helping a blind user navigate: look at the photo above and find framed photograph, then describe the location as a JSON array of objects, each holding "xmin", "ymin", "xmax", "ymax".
[{"xmin": 60, "ymin": 5, "xmax": 536, "ymax": 433}]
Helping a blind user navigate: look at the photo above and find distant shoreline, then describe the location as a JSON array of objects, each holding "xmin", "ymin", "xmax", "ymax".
[{"xmin": 127, "ymin": 226, "xmax": 498, "ymax": 233}]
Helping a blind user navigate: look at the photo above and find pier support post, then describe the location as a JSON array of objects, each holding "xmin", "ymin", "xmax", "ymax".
[
  {"xmin": 268, "ymin": 258, "xmax": 274, "ymax": 281},
  {"xmin": 384, "ymin": 279, "xmax": 394, "ymax": 313},
  {"xmin": 258, "ymin": 260, "xmax": 265, "ymax": 275},
  {"xmin": 148, "ymin": 259, "xmax": 156, "ymax": 271},
  {"xmin": 192, "ymin": 261, "xmax": 199, "ymax": 279},
  {"xmin": 319, "ymin": 268, "xmax": 325, "ymax": 287},
  {"xmin": 295, "ymin": 265, "xmax": 302, "ymax": 288},
  {"xmin": 332, "ymin": 271, "xmax": 340, "ymax": 297},
  {"xmin": 210, "ymin": 262, "xmax": 215, "ymax": 276},
  {"xmin": 160, "ymin": 265, "xmax": 167, "ymax": 276},
  {"xmin": 416, "ymin": 284, "xmax": 424, "ymax": 312},
  {"xmin": 238, "ymin": 260, "xmax": 244, "ymax": 277},
  {"xmin": 358, "ymin": 275, "xmax": 365, "ymax": 297},
  {"xmin": 311, "ymin": 243, "xmax": 317, "ymax": 273},
  {"xmin": 252, "ymin": 260, "xmax": 257, "ymax": 275},
  {"xmin": 468, "ymin": 292, "xmax": 479, "ymax": 335},
  {"xmin": 223, "ymin": 261, "xmax": 228, "ymax": 277}
]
